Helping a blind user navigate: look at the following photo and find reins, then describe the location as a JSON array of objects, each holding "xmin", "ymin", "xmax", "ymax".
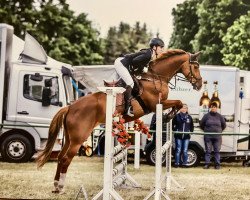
[{"xmin": 140, "ymin": 53, "xmax": 201, "ymax": 92}]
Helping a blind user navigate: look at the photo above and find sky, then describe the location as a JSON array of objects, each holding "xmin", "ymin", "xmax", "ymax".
[{"xmin": 66, "ymin": 0, "xmax": 185, "ymax": 45}]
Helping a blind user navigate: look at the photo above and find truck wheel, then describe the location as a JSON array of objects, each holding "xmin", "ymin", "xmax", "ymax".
[
  {"xmin": 242, "ymin": 160, "xmax": 250, "ymax": 167},
  {"xmin": 186, "ymin": 146, "xmax": 202, "ymax": 167},
  {"xmin": 145, "ymin": 147, "xmax": 166, "ymax": 166},
  {"xmin": 1, "ymin": 134, "xmax": 33, "ymax": 163}
]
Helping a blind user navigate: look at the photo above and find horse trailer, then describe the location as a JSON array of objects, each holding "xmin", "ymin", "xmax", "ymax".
[
  {"xmin": 0, "ymin": 24, "xmax": 76, "ymax": 162},
  {"xmin": 142, "ymin": 65, "xmax": 250, "ymax": 166}
]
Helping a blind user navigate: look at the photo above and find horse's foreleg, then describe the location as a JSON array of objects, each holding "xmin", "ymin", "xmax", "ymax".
[{"xmin": 161, "ymin": 99, "xmax": 183, "ymax": 120}]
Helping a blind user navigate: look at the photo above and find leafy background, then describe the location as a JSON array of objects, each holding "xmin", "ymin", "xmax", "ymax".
[{"xmin": 0, "ymin": 0, "xmax": 249, "ymax": 69}]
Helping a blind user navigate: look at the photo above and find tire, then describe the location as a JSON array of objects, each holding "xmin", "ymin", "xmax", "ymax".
[
  {"xmin": 145, "ymin": 147, "xmax": 166, "ymax": 166},
  {"xmin": 242, "ymin": 160, "xmax": 250, "ymax": 167},
  {"xmin": 186, "ymin": 146, "xmax": 202, "ymax": 167},
  {"xmin": 1, "ymin": 134, "xmax": 33, "ymax": 163}
]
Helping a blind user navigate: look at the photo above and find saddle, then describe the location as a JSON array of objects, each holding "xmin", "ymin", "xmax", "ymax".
[{"xmin": 103, "ymin": 77, "xmax": 150, "ymax": 116}]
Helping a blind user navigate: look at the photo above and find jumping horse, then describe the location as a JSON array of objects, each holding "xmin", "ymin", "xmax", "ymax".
[{"xmin": 37, "ymin": 49, "xmax": 202, "ymax": 193}]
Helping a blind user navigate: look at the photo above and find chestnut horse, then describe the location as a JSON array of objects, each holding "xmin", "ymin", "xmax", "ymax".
[{"xmin": 37, "ymin": 49, "xmax": 202, "ymax": 193}]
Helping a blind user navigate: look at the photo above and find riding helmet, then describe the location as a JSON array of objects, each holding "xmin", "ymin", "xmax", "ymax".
[{"xmin": 149, "ymin": 38, "xmax": 165, "ymax": 48}]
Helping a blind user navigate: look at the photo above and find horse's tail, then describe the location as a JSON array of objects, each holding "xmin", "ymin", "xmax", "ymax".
[{"xmin": 36, "ymin": 106, "xmax": 69, "ymax": 169}]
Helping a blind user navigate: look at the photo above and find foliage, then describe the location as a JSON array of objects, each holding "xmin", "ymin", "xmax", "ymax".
[
  {"xmin": 170, "ymin": 0, "xmax": 250, "ymax": 67},
  {"xmin": 104, "ymin": 22, "xmax": 153, "ymax": 64},
  {"xmin": 192, "ymin": 0, "xmax": 250, "ymax": 65},
  {"xmin": 168, "ymin": 0, "xmax": 202, "ymax": 52},
  {"xmin": 0, "ymin": 0, "xmax": 104, "ymax": 65},
  {"xmin": 221, "ymin": 11, "xmax": 250, "ymax": 70}
]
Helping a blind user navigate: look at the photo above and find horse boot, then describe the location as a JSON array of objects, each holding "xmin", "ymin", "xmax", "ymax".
[{"xmin": 124, "ymin": 85, "xmax": 134, "ymax": 117}]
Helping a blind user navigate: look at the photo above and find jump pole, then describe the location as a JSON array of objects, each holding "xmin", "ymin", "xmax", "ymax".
[
  {"xmin": 165, "ymin": 122, "xmax": 183, "ymax": 191},
  {"xmin": 144, "ymin": 103, "xmax": 171, "ymax": 200},
  {"xmin": 93, "ymin": 87, "xmax": 140, "ymax": 200},
  {"xmin": 134, "ymin": 130, "xmax": 140, "ymax": 169}
]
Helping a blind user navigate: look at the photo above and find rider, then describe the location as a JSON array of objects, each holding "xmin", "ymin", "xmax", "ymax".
[{"xmin": 114, "ymin": 38, "xmax": 165, "ymax": 116}]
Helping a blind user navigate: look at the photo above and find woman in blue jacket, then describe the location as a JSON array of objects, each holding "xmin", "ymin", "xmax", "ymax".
[{"xmin": 172, "ymin": 104, "xmax": 194, "ymax": 167}]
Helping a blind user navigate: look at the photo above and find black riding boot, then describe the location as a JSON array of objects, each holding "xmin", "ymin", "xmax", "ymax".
[{"xmin": 124, "ymin": 85, "xmax": 134, "ymax": 117}]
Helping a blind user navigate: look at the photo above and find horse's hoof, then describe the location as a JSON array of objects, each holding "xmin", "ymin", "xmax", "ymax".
[
  {"xmin": 52, "ymin": 189, "xmax": 65, "ymax": 194},
  {"xmin": 52, "ymin": 190, "xmax": 60, "ymax": 194}
]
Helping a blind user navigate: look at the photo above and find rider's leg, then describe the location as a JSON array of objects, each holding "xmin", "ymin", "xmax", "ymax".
[
  {"xmin": 114, "ymin": 58, "xmax": 135, "ymax": 116},
  {"xmin": 114, "ymin": 58, "xmax": 134, "ymax": 88}
]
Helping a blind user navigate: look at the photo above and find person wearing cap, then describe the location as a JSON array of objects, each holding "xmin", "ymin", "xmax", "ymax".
[
  {"xmin": 114, "ymin": 38, "xmax": 165, "ymax": 116},
  {"xmin": 200, "ymin": 102, "xmax": 226, "ymax": 169}
]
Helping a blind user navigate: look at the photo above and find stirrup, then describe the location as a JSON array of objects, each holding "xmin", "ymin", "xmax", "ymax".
[{"xmin": 127, "ymin": 106, "xmax": 134, "ymax": 117}]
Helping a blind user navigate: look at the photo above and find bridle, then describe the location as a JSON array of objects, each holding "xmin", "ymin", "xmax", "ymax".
[
  {"xmin": 146, "ymin": 53, "xmax": 201, "ymax": 90},
  {"xmin": 174, "ymin": 53, "xmax": 202, "ymax": 89}
]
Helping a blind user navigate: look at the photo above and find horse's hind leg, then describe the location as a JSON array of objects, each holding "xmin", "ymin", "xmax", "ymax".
[
  {"xmin": 56, "ymin": 124, "xmax": 96, "ymax": 193},
  {"xmin": 56, "ymin": 142, "xmax": 83, "ymax": 193},
  {"xmin": 52, "ymin": 130, "xmax": 70, "ymax": 193}
]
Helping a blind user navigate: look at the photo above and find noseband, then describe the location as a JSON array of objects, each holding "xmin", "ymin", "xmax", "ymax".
[{"xmin": 185, "ymin": 54, "xmax": 202, "ymax": 85}]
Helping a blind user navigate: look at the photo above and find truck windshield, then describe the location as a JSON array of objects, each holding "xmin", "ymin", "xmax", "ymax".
[{"xmin": 63, "ymin": 76, "xmax": 75, "ymax": 104}]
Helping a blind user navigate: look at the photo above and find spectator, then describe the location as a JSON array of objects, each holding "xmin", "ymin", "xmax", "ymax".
[
  {"xmin": 172, "ymin": 104, "xmax": 194, "ymax": 168},
  {"xmin": 149, "ymin": 112, "xmax": 168, "ymax": 144},
  {"xmin": 150, "ymin": 112, "xmax": 168, "ymax": 132},
  {"xmin": 200, "ymin": 102, "xmax": 226, "ymax": 170}
]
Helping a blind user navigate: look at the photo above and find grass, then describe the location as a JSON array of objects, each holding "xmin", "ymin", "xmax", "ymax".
[{"xmin": 0, "ymin": 156, "xmax": 250, "ymax": 199}]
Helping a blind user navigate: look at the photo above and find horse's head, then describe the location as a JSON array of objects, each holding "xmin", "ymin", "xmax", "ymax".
[
  {"xmin": 149, "ymin": 49, "xmax": 202, "ymax": 90},
  {"xmin": 180, "ymin": 52, "xmax": 202, "ymax": 91}
]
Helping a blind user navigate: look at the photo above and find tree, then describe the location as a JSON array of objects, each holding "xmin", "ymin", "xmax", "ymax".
[
  {"xmin": 192, "ymin": 0, "xmax": 250, "ymax": 65},
  {"xmin": 168, "ymin": 0, "xmax": 202, "ymax": 52},
  {"xmin": 45, "ymin": 12, "xmax": 104, "ymax": 65},
  {"xmin": 0, "ymin": 0, "xmax": 104, "ymax": 65},
  {"xmin": 0, "ymin": 0, "xmax": 37, "ymax": 36},
  {"xmin": 103, "ymin": 22, "xmax": 152, "ymax": 64},
  {"xmin": 221, "ymin": 11, "xmax": 250, "ymax": 70}
]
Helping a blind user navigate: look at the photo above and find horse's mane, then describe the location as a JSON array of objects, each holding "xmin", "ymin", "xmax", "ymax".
[{"xmin": 149, "ymin": 49, "xmax": 186, "ymax": 66}]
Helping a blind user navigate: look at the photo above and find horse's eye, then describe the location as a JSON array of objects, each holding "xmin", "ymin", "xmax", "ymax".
[{"xmin": 194, "ymin": 65, "xmax": 199, "ymax": 69}]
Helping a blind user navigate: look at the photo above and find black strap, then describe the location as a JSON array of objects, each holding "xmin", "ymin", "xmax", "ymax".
[{"xmin": 135, "ymin": 96, "xmax": 150, "ymax": 114}]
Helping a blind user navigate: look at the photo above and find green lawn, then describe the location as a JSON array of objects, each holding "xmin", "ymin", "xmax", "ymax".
[{"xmin": 0, "ymin": 156, "xmax": 249, "ymax": 199}]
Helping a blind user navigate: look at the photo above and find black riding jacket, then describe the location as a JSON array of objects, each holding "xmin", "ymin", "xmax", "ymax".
[{"xmin": 121, "ymin": 48, "xmax": 152, "ymax": 75}]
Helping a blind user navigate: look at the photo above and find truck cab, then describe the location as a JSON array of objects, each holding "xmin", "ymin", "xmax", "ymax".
[{"xmin": 0, "ymin": 24, "xmax": 75, "ymax": 162}]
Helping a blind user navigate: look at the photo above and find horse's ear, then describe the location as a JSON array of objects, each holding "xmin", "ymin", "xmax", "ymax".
[
  {"xmin": 194, "ymin": 51, "xmax": 201, "ymax": 58},
  {"xmin": 191, "ymin": 51, "xmax": 201, "ymax": 61}
]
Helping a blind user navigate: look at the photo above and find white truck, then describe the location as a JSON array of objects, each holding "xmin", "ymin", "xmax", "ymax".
[
  {"xmin": 143, "ymin": 65, "xmax": 250, "ymax": 166},
  {"xmin": 0, "ymin": 24, "xmax": 76, "ymax": 162}
]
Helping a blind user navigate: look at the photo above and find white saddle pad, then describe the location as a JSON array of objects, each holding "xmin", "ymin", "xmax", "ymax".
[{"xmin": 73, "ymin": 65, "xmax": 119, "ymax": 92}]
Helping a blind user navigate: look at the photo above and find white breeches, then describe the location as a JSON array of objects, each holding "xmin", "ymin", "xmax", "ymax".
[{"xmin": 114, "ymin": 57, "xmax": 134, "ymax": 88}]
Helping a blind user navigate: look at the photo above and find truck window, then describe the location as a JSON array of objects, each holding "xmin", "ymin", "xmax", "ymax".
[
  {"xmin": 23, "ymin": 74, "xmax": 59, "ymax": 105},
  {"xmin": 63, "ymin": 76, "xmax": 75, "ymax": 104}
]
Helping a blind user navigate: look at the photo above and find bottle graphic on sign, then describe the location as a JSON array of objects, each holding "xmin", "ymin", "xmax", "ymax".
[
  {"xmin": 199, "ymin": 81, "xmax": 210, "ymax": 120},
  {"xmin": 210, "ymin": 81, "xmax": 221, "ymax": 113}
]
